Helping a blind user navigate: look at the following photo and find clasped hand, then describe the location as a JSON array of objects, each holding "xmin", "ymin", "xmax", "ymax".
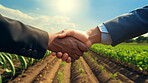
[{"xmin": 48, "ymin": 27, "xmax": 101, "ymax": 63}]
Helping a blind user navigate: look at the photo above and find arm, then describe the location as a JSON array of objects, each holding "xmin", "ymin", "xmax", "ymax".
[
  {"xmin": 0, "ymin": 14, "xmax": 49, "ymax": 59},
  {"xmin": 104, "ymin": 5, "xmax": 148, "ymax": 46},
  {"xmin": 0, "ymin": 14, "xmax": 88, "ymax": 62},
  {"xmin": 54, "ymin": 6, "xmax": 148, "ymax": 61},
  {"xmin": 57, "ymin": 5, "xmax": 148, "ymax": 47}
]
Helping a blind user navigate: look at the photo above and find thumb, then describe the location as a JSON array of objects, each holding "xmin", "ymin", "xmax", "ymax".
[
  {"xmin": 58, "ymin": 30, "xmax": 72, "ymax": 38},
  {"xmin": 58, "ymin": 33, "xmax": 67, "ymax": 38}
]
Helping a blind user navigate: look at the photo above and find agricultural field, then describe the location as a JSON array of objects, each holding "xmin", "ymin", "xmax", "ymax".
[
  {"xmin": 0, "ymin": 44, "xmax": 148, "ymax": 83},
  {"xmin": 90, "ymin": 44, "xmax": 148, "ymax": 72}
]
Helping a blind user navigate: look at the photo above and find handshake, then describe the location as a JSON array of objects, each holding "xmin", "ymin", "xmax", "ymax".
[{"xmin": 48, "ymin": 27, "xmax": 101, "ymax": 63}]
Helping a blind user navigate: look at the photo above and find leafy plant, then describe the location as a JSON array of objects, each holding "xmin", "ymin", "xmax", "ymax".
[
  {"xmin": 81, "ymin": 74, "xmax": 85, "ymax": 78},
  {"xmin": 13, "ymin": 54, "xmax": 18, "ymax": 61},
  {"xmin": 57, "ymin": 70, "xmax": 63, "ymax": 83},
  {"xmin": 111, "ymin": 72, "xmax": 118, "ymax": 79},
  {"xmin": 90, "ymin": 44, "xmax": 148, "ymax": 71},
  {"xmin": 76, "ymin": 58, "xmax": 80, "ymax": 63},
  {"xmin": 1, "ymin": 53, "xmax": 15, "ymax": 76},
  {"xmin": 78, "ymin": 63, "xmax": 81, "ymax": 67},
  {"xmin": 100, "ymin": 65, "xmax": 105, "ymax": 70},
  {"xmin": 18, "ymin": 56, "xmax": 27, "ymax": 70},
  {"xmin": 94, "ymin": 57, "xmax": 98, "ymax": 63},
  {"xmin": 79, "ymin": 68, "xmax": 84, "ymax": 73},
  {"xmin": 0, "ymin": 50, "xmax": 51, "ymax": 83},
  {"xmin": 0, "ymin": 74, "xmax": 2, "ymax": 83},
  {"xmin": 60, "ymin": 62, "xmax": 66, "ymax": 66},
  {"xmin": 28, "ymin": 58, "xmax": 34, "ymax": 66}
]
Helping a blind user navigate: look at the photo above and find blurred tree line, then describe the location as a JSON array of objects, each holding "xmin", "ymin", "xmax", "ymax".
[{"xmin": 125, "ymin": 36, "xmax": 148, "ymax": 43}]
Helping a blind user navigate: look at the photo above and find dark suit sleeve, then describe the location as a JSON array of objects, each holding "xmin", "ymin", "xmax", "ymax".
[
  {"xmin": 0, "ymin": 14, "xmax": 49, "ymax": 59},
  {"xmin": 104, "ymin": 6, "xmax": 148, "ymax": 46}
]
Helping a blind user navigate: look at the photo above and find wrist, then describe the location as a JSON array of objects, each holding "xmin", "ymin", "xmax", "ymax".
[
  {"xmin": 48, "ymin": 33, "xmax": 53, "ymax": 49},
  {"xmin": 86, "ymin": 26, "xmax": 101, "ymax": 47}
]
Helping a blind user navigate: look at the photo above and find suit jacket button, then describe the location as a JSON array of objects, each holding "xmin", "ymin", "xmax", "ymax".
[
  {"xmin": 27, "ymin": 49, "xmax": 32, "ymax": 55},
  {"xmin": 32, "ymin": 50, "xmax": 38, "ymax": 56},
  {"xmin": 20, "ymin": 48, "xmax": 26, "ymax": 53}
]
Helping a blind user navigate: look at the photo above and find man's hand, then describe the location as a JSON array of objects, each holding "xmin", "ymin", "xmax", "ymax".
[
  {"xmin": 48, "ymin": 32, "xmax": 88, "ymax": 63},
  {"xmin": 58, "ymin": 27, "xmax": 101, "ymax": 48},
  {"xmin": 51, "ymin": 26, "xmax": 101, "ymax": 62}
]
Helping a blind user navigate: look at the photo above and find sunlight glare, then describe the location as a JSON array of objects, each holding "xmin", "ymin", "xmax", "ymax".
[{"xmin": 55, "ymin": 0, "xmax": 79, "ymax": 13}]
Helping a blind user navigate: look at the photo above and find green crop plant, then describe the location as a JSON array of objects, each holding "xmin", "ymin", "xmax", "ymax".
[
  {"xmin": 76, "ymin": 59, "xmax": 80, "ymax": 63},
  {"xmin": 100, "ymin": 65, "xmax": 105, "ymax": 70},
  {"xmin": 0, "ymin": 53, "xmax": 6, "ymax": 69},
  {"xmin": 0, "ymin": 50, "xmax": 51, "ymax": 83},
  {"xmin": 44, "ymin": 50, "xmax": 51, "ymax": 58},
  {"xmin": 57, "ymin": 70, "xmax": 63, "ymax": 83},
  {"xmin": 28, "ymin": 58, "xmax": 34, "ymax": 66},
  {"xmin": 81, "ymin": 74, "xmax": 85, "ymax": 78},
  {"xmin": 6, "ymin": 53, "xmax": 12, "ymax": 60},
  {"xmin": 93, "ymin": 57, "xmax": 98, "ymax": 63},
  {"xmin": 13, "ymin": 54, "xmax": 18, "ymax": 61},
  {"xmin": 100, "ymin": 64, "xmax": 107, "ymax": 74},
  {"xmin": 0, "ymin": 74, "xmax": 2, "ymax": 83},
  {"xmin": 111, "ymin": 72, "xmax": 118, "ymax": 79},
  {"xmin": 84, "ymin": 52, "xmax": 92, "ymax": 57},
  {"xmin": 60, "ymin": 62, "xmax": 66, "ymax": 66},
  {"xmin": 0, "ymin": 61, "xmax": 3, "ymax": 66},
  {"xmin": 79, "ymin": 68, "xmax": 84, "ymax": 73},
  {"xmin": 18, "ymin": 56, "xmax": 27, "ymax": 70},
  {"xmin": 90, "ymin": 44, "xmax": 148, "ymax": 71},
  {"xmin": 1, "ymin": 53, "xmax": 15, "ymax": 76},
  {"xmin": 78, "ymin": 63, "xmax": 81, "ymax": 67},
  {"xmin": 102, "ymin": 70, "xmax": 107, "ymax": 74},
  {"xmin": 71, "ymin": 68, "xmax": 84, "ymax": 80}
]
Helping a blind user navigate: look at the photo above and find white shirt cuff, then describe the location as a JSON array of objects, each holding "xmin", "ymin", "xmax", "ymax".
[
  {"xmin": 98, "ymin": 24, "xmax": 109, "ymax": 33},
  {"xmin": 98, "ymin": 24, "xmax": 112, "ymax": 45}
]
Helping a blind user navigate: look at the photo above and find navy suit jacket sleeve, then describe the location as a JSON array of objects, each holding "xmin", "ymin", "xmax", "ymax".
[{"xmin": 104, "ymin": 6, "xmax": 148, "ymax": 46}]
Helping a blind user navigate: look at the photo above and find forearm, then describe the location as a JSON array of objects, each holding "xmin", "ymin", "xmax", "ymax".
[{"xmin": 0, "ymin": 14, "xmax": 49, "ymax": 59}]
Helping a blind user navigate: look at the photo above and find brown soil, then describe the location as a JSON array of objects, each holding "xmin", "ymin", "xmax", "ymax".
[
  {"xmin": 70, "ymin": 57, "xmax": 99, "ymax": 83},
  {"xmin": 33, "ymin": 58, "xmax": 61, "ymax": 83},
  {"xmin": 52, "ymin": 62, "xmax": 71, "ymax": 83},
  {"xmin": 9, "ymin": 55, "xmax": 56, "ymax": 83},
  {"xmin": 1, "ymin": 50, "xmax": 147, "ymax": 83},
  {"xmin": 86, "ymin": 50, "xmax": 148, "ymax": 83},
  {"xmin": 83, "ymin": 53, "xmax": 121, "ymax": 83}
]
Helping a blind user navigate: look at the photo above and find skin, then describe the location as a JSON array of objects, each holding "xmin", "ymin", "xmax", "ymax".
[
  {"xmin": 52, "ymin": 26, "xmax": 102, "ymax": 62},
  {"xmin": 48, "ymin": 32, "xmax": 88, "ymax": 63}
]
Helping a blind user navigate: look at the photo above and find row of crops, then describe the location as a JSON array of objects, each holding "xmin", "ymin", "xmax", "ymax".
[
  {"xmin": 89, "ymin": 44, "xmax": 148, "ymax": 71},
  {"xmin": 0, "ymin": 50, "xmax": 51, "ymax": 83}
]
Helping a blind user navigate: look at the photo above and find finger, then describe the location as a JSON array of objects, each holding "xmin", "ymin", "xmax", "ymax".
[
  {"xmin": 62, "ymin": 53, "xmax": 68, "ymax": 61},
  {"xmin": 58, "ymin": 33, "xmax": 67, "ymax": 38},
  {"xmin": 75, "ymin": 49, "xmax": 83, "ymax": 56},
  {"xmin": 51, "ymin": 52, "xmax": 56, "ymax": 56},
  {"xmin": 77, "ymin": 42, "xmax": 88, "ymax": 52},
  {"xmin": 58, "ymin": 30, "xmax": 67, "ymax": 38},
  {"xmin": 66, "ymin": 57, "xmax": 71, "ymax": 63},
  {"xmin": 58, "ymin": 30, "xmax": 73, "ymax": 38},
  {"xmin": 56, "ymin": 52, "xmax": 63, "ymax": 58},
  {"xmin": 70, "ymin": 54, "xmax": 80, "ymax": 60}
]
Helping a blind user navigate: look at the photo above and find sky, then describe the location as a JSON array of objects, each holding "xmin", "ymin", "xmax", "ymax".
[{"xmin": 0, "ymin": 0, "xmax": 148, "ymax": 36}]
